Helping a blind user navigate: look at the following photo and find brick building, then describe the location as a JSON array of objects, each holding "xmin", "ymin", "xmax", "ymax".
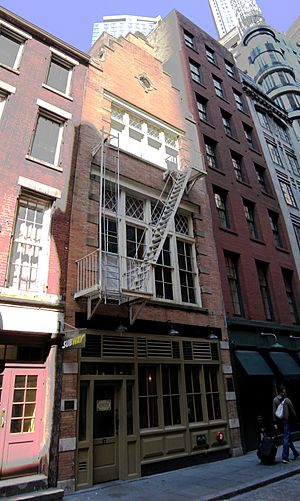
[
  {"xmin": 59, "ymin": 30, "xmax": 240, "ymax": 493},
  {"xmin": 0, "ymin": 6, "xmax": 88, "ymax": 491},
  {"xmin": 149, "ymin": 11, "xmax": 300, "ymax": 453}
]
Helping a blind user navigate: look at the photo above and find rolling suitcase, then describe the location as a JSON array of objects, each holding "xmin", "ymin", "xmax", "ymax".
[{"xmin": 257, "ymin": 435, "xmax": 277, "ymax": 464}]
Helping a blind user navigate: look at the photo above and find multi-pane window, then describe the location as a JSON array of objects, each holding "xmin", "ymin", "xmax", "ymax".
[
  {"xmin": 225, "ymin": 253, "xmax": 243, "ymax": 316},
  {"xmin": 8, "ymin": 197, "xmax": 50, "ymax": 293},
  {"xmin": 46, "ymin": 57, "xmax": 73, "ymax": 95},
  {"xmin": 177, "ymin": 240, "xmax": 196, "ymax": 303},
  {"xmin": 213, "ymin": 76, "xmax": 225, "ymax": 98},
  {"xmin": 243, "ymin": 124, "xmax": 255, "ymax": 148},
  {"xmin": 221, "ymin": 111, "xmax": 233, "ymax": 136},
  {"xmin": 243, "ymin": 200, "xmax": 259, "ymax": 239},
  {"xmin": 256, "ymin": 261, "xmax": 274, "ymax": 321},
  {"xmin": 126, "ymin": 225, "xmax": 145, "ymax": 260},
  {"xmin": 256, "ymin": 109, "xmax": 271, "ymax": 131},
  {"xmin": 287, "ymin": 154, "xmax": 300, "ymax": 176},
  {"xmin": 185, "ymin": 366, "xmax": 203, "ymax": 423},
  {"xmin": 0, "ymin": 27, "xmax": 24, "ymax": 69},
  {"xmin": 162, "ymin": 366, "xmax": 181, "ymax": 426},
  {"xmin": 183, "ymin": 30, "xmax": 195, "ymax": 49},
  {"xmin": 267, "ymin": 142, "xmax": 282, "ymax": 165},
  {"xmin": 280, "ymin": 180, "xmax": 297, "ymax": 207},
  {"xmin": 276, "ymin": 122, "xmax": 291, "ymax": 143},
  {"xmin": 294, "ymin": 224, "xmax": 300, "ymax": 247},
  {"xmin": 101, "ymin": 217, "xmax": 118, "ymax": 254},
  {"xmin": 205, "ymin": 46, "xmax": 216, "ymax": 64},
  {"xmin": 282, "ymin": 269, "xmax": 299, "ymax": 324},
  {"xmin": 214, "ymin": 188, "xmax": 229, "ymax": 229},
  {"xmin": 155, "ymin": 238, "xmax": 173, "ymax": 300},
  {"xmin": 287, "ymin": 93, "xmax": 300, "ymax": 110},
  {"xmin": 231, "ymin": 153, "xmax": 245, "ymax": 182},
  {"xmin": 189, "ymin": 59, "xmax": 201, "ymax": 84},
  {"xmin": 233, "ymin": 90, "xmax": 245, "ymax": 112},
  {"xmin": 204, "ymin": 367, "xmax": 221, "ymax": 421},
  {"xmin": 29, "ymin": 111, "xmax": 64, "ymax": 165},
  {"xmin": 268, "ymin": 211, "xmax": 283, "ymax": 247},
  {"xmin": 255, "ymin": 165, "xmax": 269, "ymax": 193},
  {"xmin": 138, "ymin": 366, "xmax": 158, "ymax": 429},
  {"xmin": 196, "ymin": 94, "xmax": 208, "ymax": 122},
  {"xmin": 225, "ymin": 60, "xmax": 235, "ymax": 78},
  {"xmin": 204, "ymin": 138, "xmax": 218, "ymax": 169}
]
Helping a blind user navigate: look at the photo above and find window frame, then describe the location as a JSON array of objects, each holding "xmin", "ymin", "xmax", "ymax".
[
  {"xmin": 280, "ymin": 180, "xmax": 297, "ymax": 208},
  {"xmin": 233, "ymin": 90, "xmax": 245, "ymax": 112},
  {"xmin": 213, "ymin": 76, "xmax": 225, "ymax": 98},
  {"xmin": 0, "ymin": 21, "xmax": 31, "ymax": 70},
  {"xmin": 268, "ymin": 211, "xmax": 283, "ymax": 248},
  {"xmin": 183, "ymin": 30, "xmax": 195, "ymax": 50},
  {"xmin": 267, "ymin": 142, "xmax": 283, "ymax": 166},
  {"xmin": 189, "ymin": 59, "xmax": 201, "ymax": 84},
  {"xmin": 256, "ymin": 261, "xmax": 274, "ymax": 321},
  {"xmin": 196, "ymin": 94, "xmax": 208, "ymax": 122},
  {"xmin": 231, "ymin": 152, "xmax": 246, "ymax": 182},
  {"xmin": 29, "ymin": 110, "xmax": 65, "ymax": 167},
  {"xmin": 243, "ymin": 200, "xmax": 259, "ymax": 239},
  {"xmin": 45, "ymin": 56, "xmax": 73, "ymax": 96},
  {"xmin": 282, "ymin": 269, "xmax": 299, "ymax": 324},
  {"xmin": 204, "ymin": 138, "xmax": 218, "ymax": 170},
  {"xmin": 221, "ymin": 110, "xmax": 233, "ymax": 137},
  {"xmin": 205, "ymin": 46, "xmax": 216, "ymax": 65},
  {"xmin": 224, "ymin": 252, "xmax": 244, "ymax": 316},
  {"xmin": 225, "ymin": 60, "xmax": 235, "ymax": 78},
  {"xmin": 214, "ymin": 188, "xmax": 230, "ymax": 229}
]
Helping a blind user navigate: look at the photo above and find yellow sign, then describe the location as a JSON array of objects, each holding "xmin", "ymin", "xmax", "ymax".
[{"xmin": 62, "ymin": 330, "xmax": 86, "ymax": 350}]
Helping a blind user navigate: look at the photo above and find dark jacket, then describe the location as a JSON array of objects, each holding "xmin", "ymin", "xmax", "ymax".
[{"xmin": 273, "ymin": 394, "xmax": 297, "ymax": 422}]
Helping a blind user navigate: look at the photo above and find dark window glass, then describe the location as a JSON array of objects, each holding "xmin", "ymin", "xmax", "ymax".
[
  {"xmin": 206, "ymin": 46, "xmax": 216, "ymax": 64},
  {"xmin": 189, "ymin": 59, "xmax": 201, "ymax": 83},
  {"xmin": 233, "ymin": 91, "xmax": 244, "ymax": 112},
  {"xmin": 196, "ymin": 95, "xmax": 208, "ymax": 122},
  {"xmin": 183, "ymin": 30, "xmax": 195, "ymax": 49},
  {"xmin": 280, "ymin": 181, "xmax": 297, "ymax": 207},
  {"xmin": 231, "ymin": 153, "xmax": 245, "ymax": 182},
  {"xmin": 176, "ymin": 240, "xmax": 196, "ymax": 303},
  {"xmin": 225, "ymin": 253, "xmax": 243, "ymax": 316},
  {"xmin": 213, "ymin": 76, "xmax": 224, "ymax": 98},
  {"xmin": 162, "ymin": 366, "xmax": 181, "ymax": 426},
  {"xmin": 155, "ymin": 238, "xmax": 173, "ymax": 300},
  {"xmin": 138, "ymin": 366, "xmax": 158, "ymax": 429},
  {"xmin": 185, "ymin": 366, "xmax": 203, "ymax": 423},
  {"xmin": 221, "ymin": 111, "xmax": 232, "ymax": 136},
  {"xmin": 204, "ymin": 367, "xmax": 221, "ymax": 420},
  {"xmin": 243, "ymin": 200, "xmax": 259, "ymax": 239},
  {"xmin": 46, "ymin": 58, "xmax": 70, "ymax": 94},
  {"xmin": 30, "ymin": 114, "xmax": 61, "ymax": 164},
  {"xmin": 268, "ymin": 211, "xmax": 283, "ymax": 247},
  {"xmin": 0, "ymin": 31, "xmax": 22, "ymax": 68},
  {"xmin": 256, "ymin": 261, "xmax": 274, "ymax": 321},
  {"xmin": 205, "ymin": 139, "xmax": 218, "ymax": 169},
  {"xmin": 282, "ymin": 269, "xmax": 299, "ymax": 324},
  {"xmin": 225, "ymin": 61, "xmax": 235, "ymax": 78},
  {"xmin": 214, "ymin": 189, "xmax": 229, "ymax": 229}
]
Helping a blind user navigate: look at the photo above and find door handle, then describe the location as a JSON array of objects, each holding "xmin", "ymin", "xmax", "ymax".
[{"xmin": 0, "ymin": 408, "xmax": 5, "ymax": 428}]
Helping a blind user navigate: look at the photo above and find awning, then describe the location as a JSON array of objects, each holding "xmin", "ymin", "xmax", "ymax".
[
  {"xmin": 269, "ymin": 351, "xmax": 300, "ymax": 378},
  {"xmin": 235, "ymin": 350, "xmax": 273, "ymax": 376}
]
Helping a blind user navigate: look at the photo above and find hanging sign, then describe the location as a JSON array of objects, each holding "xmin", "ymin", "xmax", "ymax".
[{"xmin": 61, "ymin": 330, "xmax": 86, "ymax": 350}]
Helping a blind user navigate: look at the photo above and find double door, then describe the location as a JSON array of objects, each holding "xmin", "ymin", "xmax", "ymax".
[{"xmin": 0, "ymin": 366, "xmax": 44, "ymax": 478}]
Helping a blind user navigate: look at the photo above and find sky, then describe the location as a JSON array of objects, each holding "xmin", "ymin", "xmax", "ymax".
[{"xmin": 1, "ymin": 0, "xmax": 299, "ymax": 53}]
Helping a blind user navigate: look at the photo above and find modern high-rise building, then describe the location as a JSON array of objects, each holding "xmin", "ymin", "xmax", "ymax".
[
  {"xmin": 208, "ymin": 0, "xmax": 264, "ymax": 38},
  {"xmin": 91, "ymin": 14, "xmax": 161, "ymax": 45}
]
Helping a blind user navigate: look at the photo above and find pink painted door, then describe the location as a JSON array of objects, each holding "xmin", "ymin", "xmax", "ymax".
[{"xmin": 0, "ymin": 367, "xmax": 45, "ymax": 479}]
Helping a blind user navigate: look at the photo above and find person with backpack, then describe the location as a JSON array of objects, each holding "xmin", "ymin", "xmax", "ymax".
[{"xmin": 273, "ymin": 385, "xmax": 299, "ymax": 463}]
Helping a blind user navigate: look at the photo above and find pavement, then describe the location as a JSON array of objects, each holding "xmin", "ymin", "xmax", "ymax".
[{"xmin": 66, "ymin": 440, "xmax": 300, "ymax": 501}]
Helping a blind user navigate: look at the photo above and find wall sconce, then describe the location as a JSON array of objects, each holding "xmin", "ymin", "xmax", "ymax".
[
  {"xmin": 260, "ymin": 332, "xmax": 283, "ymax": 350},
  {"xmin": 207, "ymin": 329, "xmax": 219, "ymax": 340},
  {"xmin": 167, "ymin": 320, "xmax": 179, "ymax": 336},
  {"xmin": 115, "ymin": 321, "xmax": 128, "ymax": 335}
]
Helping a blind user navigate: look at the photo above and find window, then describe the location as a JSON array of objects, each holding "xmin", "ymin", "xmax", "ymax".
[
  {"xmin": 225, "ymin": 60, "xmax": 235, "ymax": 78},
  {"xmin": 213, "ymin": 76, "xmax": 225, "ymax": 98},
  {"xmin": 276, "ymin": 122, "xmax": 291, "ymax": 143},
  {"xmin": 46, "ymin": 56, "xmax": 73, "ymax": 95},
  {"xmin": 189, "ymin": 59, "xmax": 201, "ymax": 84},
  {"xmin": 267, "ymin": 142, "xmax": 282, "ymax": 165},
  {"xmin": 204, "ymin": 137, "xmax": 218, "ymax": 169},
  {"xmin": 221, "ymin": 110, "xmax": 233, "ymax": 136},
  {"xmin": 243, "ymin": 123, "xmax": 255, "ymax": 149},
  {"xmin": 255, "ymin": 164, "xmax": 269, "ymax": 193},
  {"xmin": 185, "ymin": 366, "xmax": 203, "ymax": 423},
  {"xmin": 29, "ymin": 111, "xmax": 64, "ymax": 165},
  {"xmin": 0, "ymin": 92, "xmax": 7, "ymax": 120},
  {"xmin": 138, "ymin": 366, "xmax": 158, "ymax": 429},
  {"xmin": 205, "ymin": 46, "xmax": 216, "ymax": 64},
  {"xmin": 162, "ymin": 366, "xmax": 181, "ymax": 425},
  {"xmin": 0, "ymin": 24, "xmax": 26, "ymax": 69},
  {"xmin": 177, "ymin": 240, "xmax": 196, "ymax": 303},
  {"xmin": 196, "ymin": 94, "xmax": 208, "ymax": 122},
  {"xmin": 256, "ymin": 109, "xmax": 271, "ymax": 131},
  {"xmin": 126, "ymin": 224, "xmax": 145, "ymax": 260},
  {"xmin": 293, "ymin": 224, "xmax": 300, "ymax": 247},
  {"xmin": 280, "ymin": 180, "xmax": 297, "ymax": 207},
  {"xmin": 204, "ymin": 367, "xmax": 221, "ymax": 420},
  {"xmin": 224, "ymin": 253, "xmax": 243, "ymax": 316},
  {"xmin": 287, "ymin": 94, "xmax": 300, "ymax": 110},
  {"xmin": 268, "ymin": 211, "xmax": 283, "ymax": 247},
  {"xmin": 287, "ymin": 154, "xmax": 300, "ymax": 176},
  {"xmin": 233, "ymin": 90, "xmax": 245, "ymax": 112},
  {"xmin": 256, "ymin": 261, "xmax": 274, "ymax": 321},
  {"xmin": 8, "ymin": 196, "xmax": 51, "ymax": 293},
  {"xmin": 231, "ymin": 152, "xmax": 245, "ymax": 182},
  {"xmin": 243, "ymin": 200, "xmax": 258, "ymax": 239},
  {"xmin": 282, "ymin": 269, "xmax": 299, "ymax": 324},
  {"xmin": 214, "ymin": 188, "xmax": 229, "ymax": 229},
  {"xmin": 183, "ymin": 30, "xmax": 195, "ymax": 49},
  {"xmin": 155, "ymin": 238, "xmax": 173, "ymax": 300}
]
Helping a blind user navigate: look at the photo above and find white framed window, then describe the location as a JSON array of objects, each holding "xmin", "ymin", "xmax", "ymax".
[
  {"xmin": 0, "ymin": 80, "xmax": 16, "ymax": 121},
  {"xmin": 0, "ymin": 21, "xmax": 31, "ymax": 70},
  {"xmin": 0, "ymin": 92, "xmax": 7, "ymax": 120},
  {"xmin": 45, "ymin": 48, "xmax": 78, "ymax": 96},
  {"xmin": 29, "ymin": 111, "xmax": 64, "ymax": 166},
  {"xmin": 8, "ymin": 196, "xmax": 51, "ymax": 293}
]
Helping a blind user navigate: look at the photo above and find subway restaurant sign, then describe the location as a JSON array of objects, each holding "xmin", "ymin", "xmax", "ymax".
[{"xmin": 62, "ymin": 330, "xmax": 86, "ymax": 350}]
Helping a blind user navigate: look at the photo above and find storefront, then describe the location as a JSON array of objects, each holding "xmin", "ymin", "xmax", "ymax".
[{"xmin": 76, "ymin": 330, "xmax": 231, "ymax": 489}]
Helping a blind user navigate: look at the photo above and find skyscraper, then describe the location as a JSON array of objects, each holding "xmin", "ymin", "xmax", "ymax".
[
  {"xmin": 209, "ymin": 0, "xmax": 264, "ymax": 38},
  {"xmin": 91, "ymin": 14, "xmax": 161, "ymax": 45}
]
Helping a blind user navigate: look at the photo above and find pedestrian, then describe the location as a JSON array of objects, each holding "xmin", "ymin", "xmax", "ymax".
[{"xmin": 273, "ymin": 385, "xmax": 299, "ymax": 464}]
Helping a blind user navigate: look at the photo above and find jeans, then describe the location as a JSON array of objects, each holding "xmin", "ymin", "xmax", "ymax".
[{"xmin": 282, "ymin": 420, "xmax": 297, "ymax": 461}]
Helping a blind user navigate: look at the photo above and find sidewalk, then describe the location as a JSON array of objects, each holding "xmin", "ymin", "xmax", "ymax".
[{"xmin": 66, "ymin": 440, "xmax": 300, "ymax": 501}]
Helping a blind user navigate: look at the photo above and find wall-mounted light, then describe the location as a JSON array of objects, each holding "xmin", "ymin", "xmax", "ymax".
[
  {"xmin": 260, "ymin": 332, "xmax": 283, "ymax": 350},
  {"xmin": 115, "ymin": 321, "xmax": 127, "ymax": 335},
  {"xmin": 207, "ymin": 329, "xmax": 219, "ymax": 340},
  {"xmin": 167, "ymin": 320, "xmax": 179, "ymax": 336}
]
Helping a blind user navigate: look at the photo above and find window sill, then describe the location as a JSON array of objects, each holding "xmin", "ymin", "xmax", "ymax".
[
  {"xmin": 208, "ymin": 165, "xmax": 225, "ymax": 175},
  {"xmin": 219, "ymin": 227, "xmax": 238, "ymax": 236},
  {"xmin": 275, "ymin": 245, "xmax": 290, "ymax": 254},
  {"xmin": 200, "ymin": 119, "xmax": 215, "ymax": 129},
  {"xmin": 0, "ymin": 287, "xmax": 63, "ymax": 306},
  {"xmin": 248, "ymin": 146, "xmax": 261, "ymax": 155},
  {"xmin": 249, "ymin": 237, "xmax": 266, "ymax": 245},
  {"xmin": 149, "ymin": 298, "xmax": 208, "ymax": 313},
  {"xmin": 184, "ymin": 44, "xmax": 199, "ymax": 55},
  {"xmin": 26, "ymin": 155, "xmax": 63, "ymax": 172},
  {"xmin": 261, "ymin": 190, "xmax": 275, "ymax": 199},
  {"xmin": 224, "ymin": 134, "xmax": 240, "ymax": 144},
  {"xmin": 236, "ymin": 179, "xmax": 252, "ymax": 188},
  {"xmin": 42, "ymin": 83, "xmax": 73, "ymax": 101},
  {"xmin": 216, "ymin": 95, "xmax": 230, "ymax": 105},
  {"xmin": 0, "ymin": 63, "xmax": 20, "ymax": 75}
]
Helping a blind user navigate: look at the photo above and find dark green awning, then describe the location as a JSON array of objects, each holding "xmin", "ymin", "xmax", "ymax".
[
  {"xmin": 269, "ymin": 351, "xmax": 300, "ymax": 378},
  {"xmin": 235, "ymin": 350, "xmax": 273, "ymax": 376}
]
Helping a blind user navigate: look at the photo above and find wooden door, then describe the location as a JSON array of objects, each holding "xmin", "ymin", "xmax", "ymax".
[
  {"xmin": 0, "ymin": 367, "xmax": 44, "ymax": 478},
  {"xmin": 93, "ymin": 383, "xmax": 119, "ymax": 483}
]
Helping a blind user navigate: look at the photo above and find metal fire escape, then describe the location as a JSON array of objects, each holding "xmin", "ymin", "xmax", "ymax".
[{"xmin": 74, "ymin": 128, "xmax": 203, "ymax": 322}]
